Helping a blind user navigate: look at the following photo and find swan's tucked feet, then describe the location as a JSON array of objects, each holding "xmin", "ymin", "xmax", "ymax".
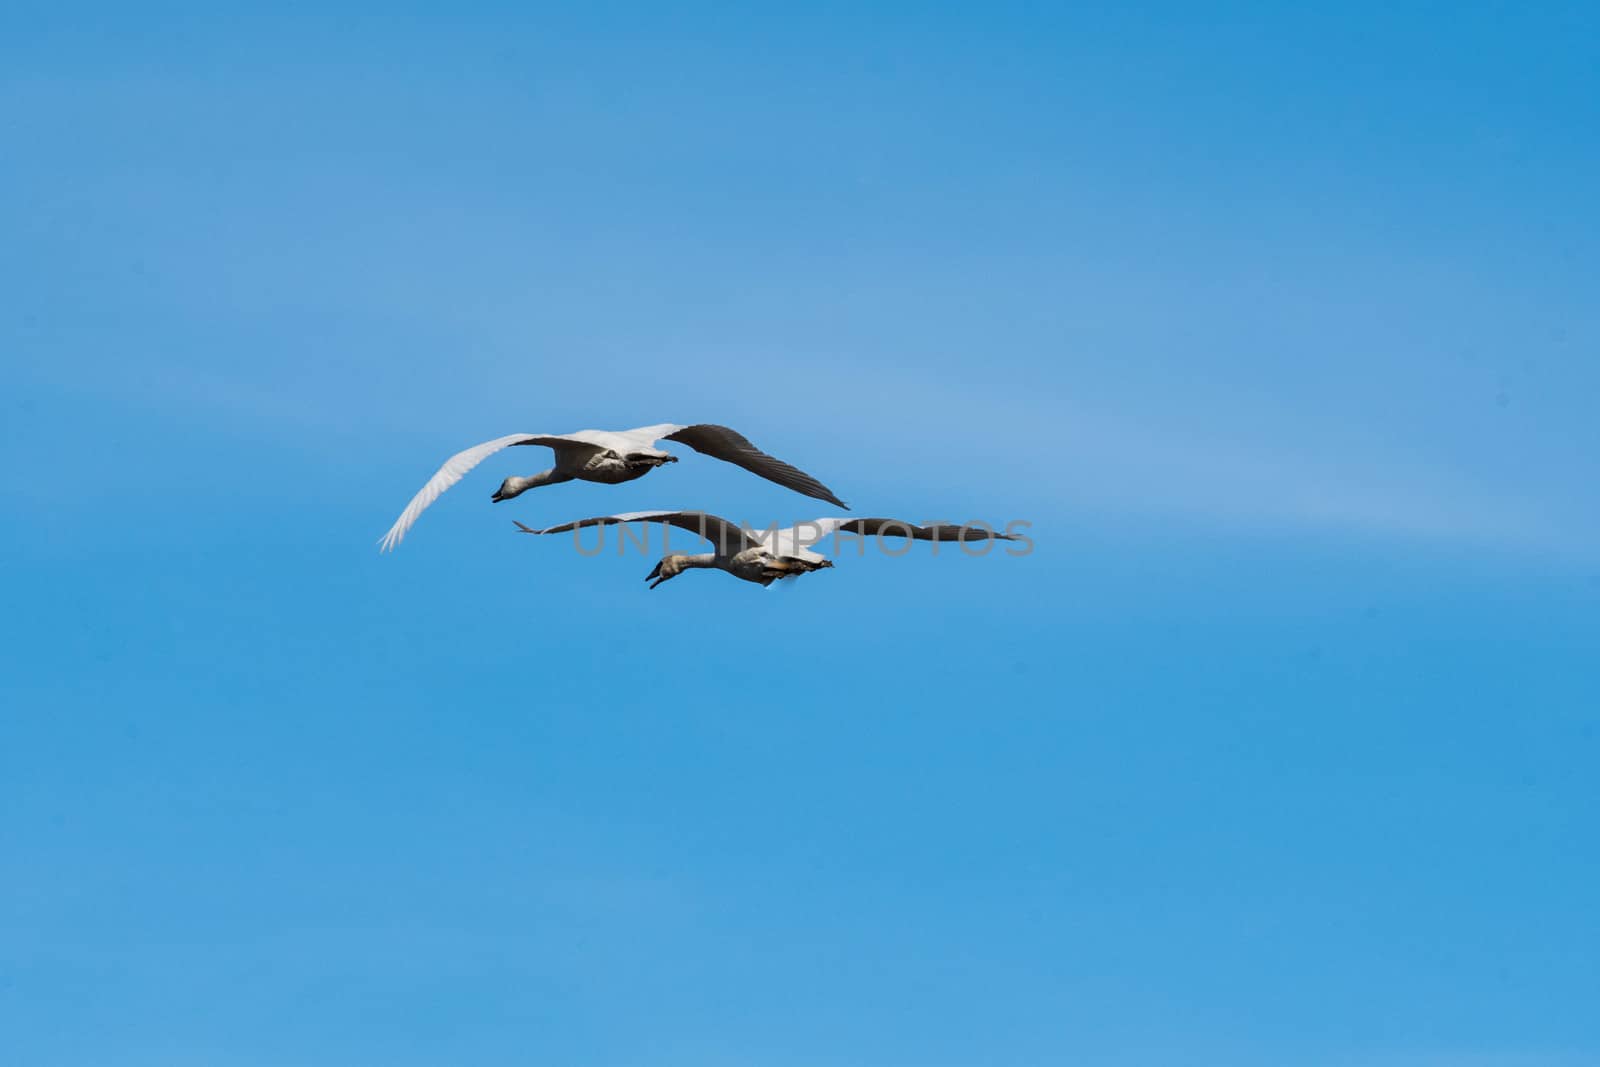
[
  {"xmin": 625, "ymin": 453, "xmax": 679, "ymax": 471},
  {"xmin": 760, "ymin": 558, "xmax": 833, "ymax": 582}
]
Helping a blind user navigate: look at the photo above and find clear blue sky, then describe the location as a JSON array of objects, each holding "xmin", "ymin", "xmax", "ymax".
[{"xmin": 4, "ymin": 3, "xmax": 1598, "ymax": 1065}]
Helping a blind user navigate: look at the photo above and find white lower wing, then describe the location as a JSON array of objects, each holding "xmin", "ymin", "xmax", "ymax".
[
  {"xmin": 379, "ymin": 433, "xmax": 556, "ymax": 552},
  {"xmin": 765, "ymin": 517, "xmax": 850, "ymax": 560}
]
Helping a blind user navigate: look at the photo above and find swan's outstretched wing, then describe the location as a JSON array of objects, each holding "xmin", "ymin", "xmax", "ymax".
[
  {"xmin": 515, "ymin": 510, "xmax": 760, "ymax": 554},
  {"xmin": 612, "ymin": 423, "xmax": 847, "ymax": 508},
  {"xmin": 665, "ymin": 425, "xmax": 848, "ymax": 508},
  {"xmin": 835, "ymin": 518, "xmax": 1019, "ymax": 542},
  {"xmin": 378, "ymin": 433, "xmax": 575, "ymax": 552},
  {"xmin": 766, "ymin": 517, "xmax": 1018, "ymax": 558}
]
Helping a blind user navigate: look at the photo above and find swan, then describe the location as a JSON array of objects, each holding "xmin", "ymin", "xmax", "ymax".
[
  {"xmin": 379, "ymin": 423, "xmax": 845, "ymax": 552},
  {"xmin": 514, "ymin": 510, "xmax": 1018, "ymax": 588}
]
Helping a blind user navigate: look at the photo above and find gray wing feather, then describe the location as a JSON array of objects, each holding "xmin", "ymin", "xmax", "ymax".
[
  {"xmin": 516, "ymin": 510, "xmax": 759, "ymax": 554},
  {"xmin": 834, "ymin": 518, "xmax": 1019, "ymax": 542},
  {"xmin": 662, "ymin": 424, "xmax": 848, "ymax": 509},
  {"xmin": 764, "ymin": 516, "xmax": 1016, "ymax": 558}
]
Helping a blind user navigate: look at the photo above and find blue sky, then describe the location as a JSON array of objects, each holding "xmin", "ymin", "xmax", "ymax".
[{"xmin": 3, "ymin": 3, "xmax": 1598, "ymax": 1064}]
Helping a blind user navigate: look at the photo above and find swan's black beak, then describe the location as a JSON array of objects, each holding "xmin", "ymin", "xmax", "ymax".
[{"xmin": 490, "ymin": 491, "xmax": 506, "ymax": 503}]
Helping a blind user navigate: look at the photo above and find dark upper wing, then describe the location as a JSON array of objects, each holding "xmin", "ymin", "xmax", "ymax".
[
  {"xmin": 662, "ymin": 424, "xmax": 848, "ymax": 509},
  {"xmin": 833, "ymin": 518, "xmax": 1018, "ymax": 542},
  {"xmin": 515, "ymin": 510, "xmax": 760, "ymax": 554}
]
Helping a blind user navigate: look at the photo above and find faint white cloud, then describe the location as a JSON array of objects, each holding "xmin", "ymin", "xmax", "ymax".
[{"xmin": 749, "ymin": 365, "xmax": 1584, "ymax": 557}]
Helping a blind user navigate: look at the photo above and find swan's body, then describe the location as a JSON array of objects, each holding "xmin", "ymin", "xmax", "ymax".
[
  {"xmin": 379, "ymin": 423, "xmax": 845, "ymax": 552},
  {"xmin": 516, "ymin": 511, "xmax": 1017, "ymax": 589}
]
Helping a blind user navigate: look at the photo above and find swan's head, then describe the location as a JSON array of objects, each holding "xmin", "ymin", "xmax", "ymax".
[
  {"xmin": 491, "ymin": 476, "xmax": 530, "ymax": 503},
  {"xmin": 645, "ymin": 554, "xmax": 689, "ymax": 590}
]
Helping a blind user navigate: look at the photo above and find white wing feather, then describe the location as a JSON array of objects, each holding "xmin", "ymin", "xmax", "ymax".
[
  {"xmin": 379, "ymin": 433, "xmax": 551, "ymax": 552},
  {"xmin": 765, "ymin": 517, "xmax": 850, "ymax": 560}
]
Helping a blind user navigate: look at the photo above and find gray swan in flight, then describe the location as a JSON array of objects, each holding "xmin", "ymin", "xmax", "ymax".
[
  {"xmin": 380, "ymin": 423, "xmax": 845, "ymax": 552},
  {"xmin": 515, "ymin": 510, "xmax": 1016, "ymax": 589}
]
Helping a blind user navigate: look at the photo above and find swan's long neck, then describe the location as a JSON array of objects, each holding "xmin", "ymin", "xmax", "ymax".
[
  {"xmin": 500, "ymin": 469, "xmax": 568, "ymax": 499},
  {"xmin": 648, "ymin": 551, "xmax": 720, "ymax": 589}
]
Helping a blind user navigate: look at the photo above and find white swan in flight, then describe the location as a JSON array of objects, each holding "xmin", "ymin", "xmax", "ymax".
[
  {"xmin": 379, "ymin": 423, "xmax": 846, "ymax": 552},
  {"xmin": 514, "ymin": 510, "xmax": 1017, "ymax": 589}
]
